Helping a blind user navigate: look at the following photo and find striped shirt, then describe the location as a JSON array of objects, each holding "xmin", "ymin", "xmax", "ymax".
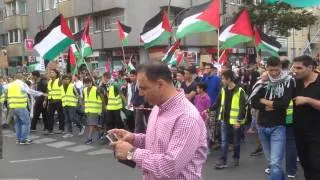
[{"xmin": 133, "ymin": 90, "xmax": 208, "ymax": 180}]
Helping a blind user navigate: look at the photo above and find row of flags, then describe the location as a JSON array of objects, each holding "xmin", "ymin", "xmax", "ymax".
[
  {"xmin": 33, "ymin": 14, "xmax": 93, "ymax": 74},
  {"xmin": 33, "ymin": 0, "xmax": 318, "ymax": 72}
]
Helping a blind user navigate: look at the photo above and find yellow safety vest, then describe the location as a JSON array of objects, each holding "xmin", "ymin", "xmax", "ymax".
[
  {"xmin": 286, "ymin": 100, "xmax": 293, "ymax": 124},
  {"xmin": 48, "ymin": 79, "xmax": 61, "ymax": 100},
  {"xmin": 106, "ymin": 85, "xmax": 123, "ymax": 111},
  {"xmin": 219, "ymin": 87, "xmax": 246, "ymax": 125},
  {"xmin": 7, "ymin": 80, "xmax": 28, "ymax": 109},
  {"xmin": 84, "ymin": 86, "xmax": 102, "ymax": 114},
  {"xmin": 61, "ymin": 83, "xmax": 78, "ymax": 107}
]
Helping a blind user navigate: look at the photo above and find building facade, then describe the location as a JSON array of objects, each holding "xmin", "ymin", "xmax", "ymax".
[{"xmin": 0, "ymin": 0, "xmax": 259, "ymax": 75}]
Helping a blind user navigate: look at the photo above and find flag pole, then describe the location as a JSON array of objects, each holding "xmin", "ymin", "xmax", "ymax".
[
  {"xmin": 120, "ymin": 44, "xmax": 128, "ymax": 71},
  {"xmin": 217, "ymin": 28, "xmax": 220, "ymax": 60}
]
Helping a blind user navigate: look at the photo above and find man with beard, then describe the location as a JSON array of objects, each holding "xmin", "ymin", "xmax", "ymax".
[{"xmin": 292, "ymin": 55, "xmax": 320, "ymax": 180}]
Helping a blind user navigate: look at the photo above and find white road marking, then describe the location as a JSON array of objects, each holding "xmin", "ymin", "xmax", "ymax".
[
  {"xmin": 46, "ymin": 141, "xmax": 76, "ymax": 148},
  {"xmin": 3, "ymin": 134, "xmax": 15, "ymax": 138},
  {"xmin": 0, "ymin": 178, "xmax": 39, "ymax": 180},
  {"xmin": 33, "ymin": 138, "xmax": 57, "ymax": 144},
  {"xmin": 9, "ymin": 156, "xmax": 64, "ymax": 163},
  {"xmin": 66, "ymin": 145, "xmax": 95, "ymax": 152},
  {"xmin": 2, "ymin": 130, "xmax": 14, "ymax": 134},
  {"xmin": 27, "ymin": 135, "xmax": 40, "ymax": 140},
  {"xmin": 86, "ymin": 148, "xmax": 113, "ymax": 155}
]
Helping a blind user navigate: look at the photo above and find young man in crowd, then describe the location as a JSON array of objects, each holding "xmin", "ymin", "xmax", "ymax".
[
  {"xmin": 292, "ymin": 55, "xmax": 320, "ymax": 180},
  {"xmin": 45, "ymin": 69, "xmax": 65, "ymax": 135},
  {"xmin": 215, "ymin": 70, "xmax": 247, "ymax": 169},
  {"xmin": 251, "ymin": 57, "xmax": 294, "ymax": 180},
  {"xmin": 30, "ymin": 71, "xmax": 48, "ymax": 132},
  {"xmin": 201, "ymin": 63, "xmax": 221, "ymax": 149},
  {"xmin": 60, "ymin": 75, "xmax": 83, "ymax": 138}
]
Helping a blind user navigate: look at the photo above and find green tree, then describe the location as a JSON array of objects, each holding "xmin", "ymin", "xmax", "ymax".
[{"xmin": 240, "ymin": 0, "xmax": 318, "ymax": 37}]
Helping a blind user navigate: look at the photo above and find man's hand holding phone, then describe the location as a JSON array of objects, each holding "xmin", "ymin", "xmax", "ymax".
[{"xmin": 108, "ymin": 129, "xmax": 134, "ymax": 145}]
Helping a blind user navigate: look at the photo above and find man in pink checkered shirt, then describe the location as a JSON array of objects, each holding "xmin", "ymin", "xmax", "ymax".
[{"xmin": 111, "ymin": 62, "xmax": 208, "ymax": 180}]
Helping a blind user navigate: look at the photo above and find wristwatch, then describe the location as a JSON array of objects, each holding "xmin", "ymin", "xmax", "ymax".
[{"xmin": 126, "ymin": 148, "xmax": 136, "ymax": 160}]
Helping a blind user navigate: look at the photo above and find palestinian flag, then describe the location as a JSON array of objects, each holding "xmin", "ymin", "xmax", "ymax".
[
  {"xmin": 254, "ymin": 26, "xmax": 281, "ymax": 56},
  {"xmin": 127, "ymin": 58, "xmax": 135, "ymax": 72},
  {"xmin": 140, "ymin": 10, "xmax": 172, "ymax": 49},
  {"xmin": 117, "ymin": 20, "xmax": 132, "ymax": 47},
  {"xmin": 176, "ymin": 0, "xmax": 220, "ymax": 39},
  {"xmin": 264, "ymin": 0, "xmax": 320, "ymax": 7},
  {"xmin": 81, "ymin": 16, "xmax": 93, "ymax": 58},
  {"xmin": 219, "ymin": 9, "xmax": 254, "ymax": 48},
  {"xmin": 34, "ymin": 14, "xmax": 74, "ymax": 61},
  {"xmin": 70, "ymin": 44, "xmax": 81, "ymax": 60},
  {"xmin": 161, "ymin": 39, "xmax": 180, "ymax": 63},
  {"xmin": 168, "ymin": 51, "xmax": 184, "ymax": 66},
  {"xmin": 218, "ymin": 50, "xmax": 228, "ymax": 65},
  {"xmin": 67, "ymin": 46, "xmax": 77, "ymax": 74}
]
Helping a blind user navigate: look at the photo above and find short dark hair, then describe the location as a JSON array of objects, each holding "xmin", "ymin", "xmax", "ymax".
[
  {"xmin": 84, "ymin": 76, "xmax": 93, "ymax": 83},
  {"xmin": 62, "ymin": 74, "xmax": 71, "ymax": 80},
  {"xmin": 31, "ymin": 71, "xmax": 40, "ymax": 78},
  {"xmin": 222, "ymin": 63, "xmax": 232, "ymax": 69},
  {"xmin": 221, "ymin": 70, "xmax": 236, "ymax": 82},
  {"xmin": 267, "ymin": 56, "xmax": 281, "ymax": 67},
  {"xmin": 293, "ymin": 55, "xmax": 314, "ymax": 67},
  {"xmin": 177, "ymin": 70, "xmax": 185, "ymax": 76},
  {"xmin": 196, "ymin": 82, "xmax": 207, "ymax": 91},
  {"xmin": 136, "ymin": 62, "xmax": 173, "ymax": 83},
  {"xmin": 103, "ymin": 72, "xmax": 111, "ymax": 79},
  {"xmin": 129, "ymin": 70, "xmax": 137, "ymax": 75},
  {"xmin": 184, "ymin": 66, "xmax": 196, "ymax": 74},
  {"xmin": 204, "ymin": 63, "xmax": 214, "ymax": 69},
  {"xmin": 281, "ymin": 59, "xmax": 290, "ymax": 69}
]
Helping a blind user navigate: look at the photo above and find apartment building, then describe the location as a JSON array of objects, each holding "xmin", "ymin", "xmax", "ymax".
[{"xmin": 0, "ymin": 0, "xmax": 250, "ymax": 75}]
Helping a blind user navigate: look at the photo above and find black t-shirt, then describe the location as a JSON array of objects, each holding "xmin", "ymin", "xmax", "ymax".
[
  {"xmin": 181, "ymin": 81, "xmax": 197, "ymax": 102},
  {"xmin": 294, "ymin": 74, "xmax": 320, "ymax": 131},
  {"xmin": 181, "ymin": 81, "xmax": 196, "ymax": 94}
]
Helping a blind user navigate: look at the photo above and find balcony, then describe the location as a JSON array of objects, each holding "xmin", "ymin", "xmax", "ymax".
[
  {"xmin": 4, "ymin": 0, "xmax": 14, "ymax": 3},
  {"xmin": 4, "ymin": 15, "xmax": 28, "ymax": 31},
  {"xmin": 6, "ymin": 43, "xmax": 24, "ymax": 57},
  {"xmin": 57, "ymin": 0, "xmax": 74, "ymax": 18}
]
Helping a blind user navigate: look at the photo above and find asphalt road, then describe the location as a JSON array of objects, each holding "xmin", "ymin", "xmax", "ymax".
[{"xmin": 0, "ymin": 128, "xmax": 305, "ymax": 180}]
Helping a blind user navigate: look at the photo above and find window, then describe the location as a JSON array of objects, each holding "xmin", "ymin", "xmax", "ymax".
[
  {"xmin": 52, "ymin": 0, "xmax": 58, "ymax": 9},
  {"xmin": 37, "ymin": 0, "xmax": 50, "ymax": 12},
  {"xmin": 37, "ymin": 0, "xmax": 42, "ymax": 12},
  {"xmin": 93, "ymin": 16, "xmax": 102, "ymax": 32},
  {"xmin": 0, "ymin": 9, "xmax": 4, "ymax": 21},
  {"xmin": 0, "ymin": 34, "xmax": 8, "ymax": 47},
  {"xmin": 16, "ymin": 0, "xmax": 26, "ymax": 15},
  {"xmin": 77, "ymin": 16, "xmax": 87, "ymax": 31},
  {"xmin": 5, "ymin": 2, "xmax": 16, "ymax": 16},
  {"xmin": 68, "ymin": 18, "xmax": 76, "ymax": 33},
  {"xmin": 236, "ymin": 0, "xmax": 242, "ymax": 5},
  {"xmin": 44, "ymin": 0, "xmax": 50, "ymax": 10},
  {"xmin": 253, "ymin": 0, "xmax": 262, "ymax": 5},
  {"xmin": 103, "ymin": 9, "xmax": 124, "ymax": 31},
  {"xmin": 8, "ymin": 29, "xmax": 22, "ymax": 44}
]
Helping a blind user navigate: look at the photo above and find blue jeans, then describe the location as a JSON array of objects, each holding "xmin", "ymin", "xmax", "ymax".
[
  {"xmin": 220, "ymin": 121, "xmax": 241, "ymax": 163},
  {"xmin": 258, "ymin": 125, "xmax": 286, "ymax": 180},
  {"xmin": 286, "ymin": 126, "xmax": 297, "ymax": 176},
  {"xmin": 13, "ymin": 108, "xmax": 30, "ymax": 141},
  {"xmin": 63, "ymin": 106, "xmax": 78, "ymax": 133}
]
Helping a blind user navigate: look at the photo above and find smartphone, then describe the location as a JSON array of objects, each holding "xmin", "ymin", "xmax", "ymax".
[{"xmin": 106, "ymin": 133, "xmax": 119, "ymax": 143}]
